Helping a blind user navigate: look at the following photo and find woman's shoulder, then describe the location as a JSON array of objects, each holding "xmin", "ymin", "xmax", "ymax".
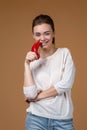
[
  {"xmin": 57, "ymin": 47, "xmax": 71, "ymax": 54},
  {"xmin": 56, "ymin": 48, "xmax": 73, "ymax": 60}
]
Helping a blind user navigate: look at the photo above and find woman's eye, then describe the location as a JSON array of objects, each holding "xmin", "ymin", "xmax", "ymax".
[
  {"xmin": 34, "ymin": 33, "xmax": 41, "ymax": 37},
  {"xmin": 34, "ymin": 31, "xmax": 51, "ymax": 37},
  {"xmin": 45, "ymin": 32, "xmax": 50, "ymax": 36},
  {"xmin": 44, "ymin": 31, "xmax": 51, "ymax": 36}
]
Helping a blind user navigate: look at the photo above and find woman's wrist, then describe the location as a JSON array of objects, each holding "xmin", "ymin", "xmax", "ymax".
[
  {"xmin": 35, "ymin": 91, "xmax": 45, "ymax": 101},
  {"xmin": 24, "ymin": 59, "xmax": 30, "ymax": 65}
]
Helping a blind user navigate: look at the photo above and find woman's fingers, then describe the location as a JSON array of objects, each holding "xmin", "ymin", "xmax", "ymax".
[{"xmin": 25, "ymin": 51, "xmax": 37, "ymax": 62}]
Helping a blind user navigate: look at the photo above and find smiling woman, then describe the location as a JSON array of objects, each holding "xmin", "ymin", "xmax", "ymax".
[
  {"xmin": 32, "ymin": 14, "xmax": 55, "ymax": 44},
  {"xmin": 23, "ymin": 14, "xmax": 76, "ymax": 130}
]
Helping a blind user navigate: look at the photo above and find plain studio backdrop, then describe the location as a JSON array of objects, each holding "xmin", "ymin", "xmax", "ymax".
[{"xmin": 0, "ymin": 0, "xmax": 87, "ymax": 130}]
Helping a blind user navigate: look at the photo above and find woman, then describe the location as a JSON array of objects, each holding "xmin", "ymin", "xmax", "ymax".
[{"xmin": 23, "ymin": 14, "xmax": 76, "ymax": 130}]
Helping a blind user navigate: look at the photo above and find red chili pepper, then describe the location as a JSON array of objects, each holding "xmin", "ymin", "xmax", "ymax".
[{"xmin": 31, "ymin": 41, "xmax": 42, "ymax": 59}]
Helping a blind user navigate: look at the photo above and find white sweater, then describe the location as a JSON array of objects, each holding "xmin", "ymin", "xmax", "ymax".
[{"xmin": 23, "ymin": 48, "xmax": 76, "ymax": 119}]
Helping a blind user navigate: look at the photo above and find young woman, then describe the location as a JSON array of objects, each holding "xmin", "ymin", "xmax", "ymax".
[{"xmin": 23, "ymin": 14, "xmax": 76, "ymax": 130}]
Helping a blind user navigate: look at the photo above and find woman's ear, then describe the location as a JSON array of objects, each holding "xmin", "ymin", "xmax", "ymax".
[
  {"xmin": 52, "ymin": 31, "xmax": 55, "ymax": 44},
  {"xmin": 52, "ymin": 37, "xmax": 55, "ymax": 44}
]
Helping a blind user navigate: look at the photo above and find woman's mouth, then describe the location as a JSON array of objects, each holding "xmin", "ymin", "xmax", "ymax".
[{"xmin": 42, "ymin": 41, "xmax": 48, "ymax": 46}]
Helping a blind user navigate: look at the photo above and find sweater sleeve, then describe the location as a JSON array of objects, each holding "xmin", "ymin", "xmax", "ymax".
[
  {"xmin": 23, "ymin": 85, "xmax": 38, "ymax": 99},
  {"xmin": 54, "ymin": 48, "xmax": 76, "ymax": 95}
]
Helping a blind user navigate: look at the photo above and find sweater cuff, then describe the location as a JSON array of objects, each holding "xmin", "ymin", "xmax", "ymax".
[
  {"xmin": 54, "ymin": 84, "xmax": 66, "ymax": 95},
  {"xmin": 23, "ymin": 85, "xmax": 38, "ymax": 99}
]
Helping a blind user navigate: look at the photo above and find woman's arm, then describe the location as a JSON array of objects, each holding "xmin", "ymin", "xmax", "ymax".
[
  {"xmin": 35, "ymin": 86, "xmax": 58, "ymax": 101},
  {"xmin": 54, "ymin": 48, "xmax": 76, "ymax": 95},
  {"xmin": 23, "ymin": 51, "xmax": 38, "ymax": 99},
  {"xmin": 26, "ymin": 86, "xmax": 58, "ymax": 102},
  {"xmin": 24, "ymin": 62, "xmax": 35, "ymax": 86}
]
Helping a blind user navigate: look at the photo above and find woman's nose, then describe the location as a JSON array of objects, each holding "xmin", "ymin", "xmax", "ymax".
[{"xmin": 40, "ymin": 34, "xmax": 45, "ymax": 41}]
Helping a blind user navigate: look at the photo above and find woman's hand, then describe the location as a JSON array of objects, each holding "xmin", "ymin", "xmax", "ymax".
[{"xmin": 25, "ymin": 51, "xmax": 38, "ymax": 65}]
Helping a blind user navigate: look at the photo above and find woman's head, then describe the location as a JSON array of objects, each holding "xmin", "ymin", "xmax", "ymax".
[{"xmin": 32, "ymin": 14, "xmax": 55, "ymax": 44}]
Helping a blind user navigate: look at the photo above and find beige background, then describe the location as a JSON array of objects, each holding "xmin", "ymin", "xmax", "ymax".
[{"xmin": 0, "ymin": 0, "xmax": 87, "ymax": 130}]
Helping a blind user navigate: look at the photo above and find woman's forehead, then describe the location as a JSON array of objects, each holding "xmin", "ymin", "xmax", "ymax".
[{"xmin": 33, "ymin": 23, "xmax": 52, "ymax": 32}]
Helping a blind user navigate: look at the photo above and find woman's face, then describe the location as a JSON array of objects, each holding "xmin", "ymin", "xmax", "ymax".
[{"xmin": 33, "ymin": 23, "xmax": 55, "ymax": 49}]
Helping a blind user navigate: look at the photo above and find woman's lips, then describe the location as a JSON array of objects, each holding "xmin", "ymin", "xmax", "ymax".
[{"xmin": 42, "ymin": 41, "xmax": 48, "ymax": 46}]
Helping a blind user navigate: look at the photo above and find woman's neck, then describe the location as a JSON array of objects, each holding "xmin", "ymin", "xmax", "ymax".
[{"xmin": 40, "ymin": 45, "xmax": 57, "ymax": 58}]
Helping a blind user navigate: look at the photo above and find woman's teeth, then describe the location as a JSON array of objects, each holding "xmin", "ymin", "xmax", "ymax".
[{"xmin": 42, "ymin": 42, "xmax": 48, "ymax": 46}]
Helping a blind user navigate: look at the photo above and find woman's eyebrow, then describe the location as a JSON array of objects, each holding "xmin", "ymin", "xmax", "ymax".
[{"xmin": 44, "ymin": 31, "xmax": 51, "ymax": 33}]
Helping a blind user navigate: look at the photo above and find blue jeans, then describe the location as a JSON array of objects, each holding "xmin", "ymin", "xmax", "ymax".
[{"xmin": 25, "ymin": 112, "xmax": 75, "ymax": 130}]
